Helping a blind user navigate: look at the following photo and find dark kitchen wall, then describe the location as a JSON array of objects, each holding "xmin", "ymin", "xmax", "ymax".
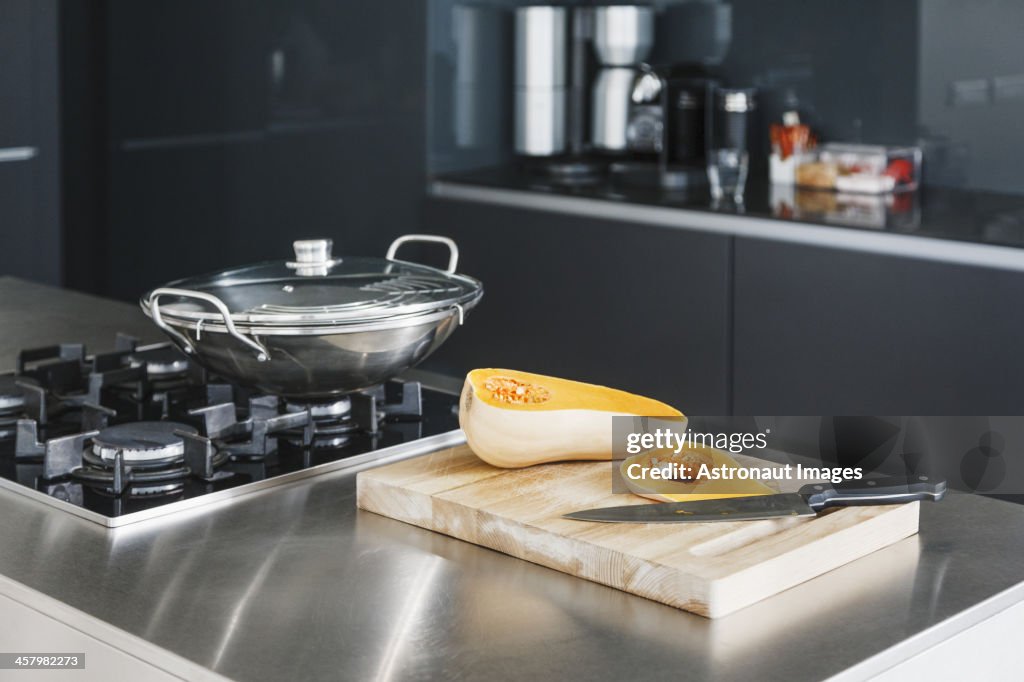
[
  {"xmin": 428, "ymin": 0, "xmax": 517, "ymax": 175},
  {"xmin": 915, "ymin": 0, "xmax": 1024, "ymax": 194},
  {"xmin": 696, "ymin": 0, "xmax": 920, "ymax": 188},
  {"xmin": 61, "ymin": 0, "xmax": 427, "ymax": 300},
  {"xmin": 428, "ymin": 0, "xmax": 1024, "ymax": 196}
]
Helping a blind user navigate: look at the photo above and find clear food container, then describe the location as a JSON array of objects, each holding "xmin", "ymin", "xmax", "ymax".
[{"xmin": 794, "ymin": 143, "xmax": 921, "ymax": 194}]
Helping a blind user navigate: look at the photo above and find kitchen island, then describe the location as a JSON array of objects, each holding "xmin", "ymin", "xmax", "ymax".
[{"xmin": 2, "ymin": 277, "xmax": 1024, "ymax": 681}]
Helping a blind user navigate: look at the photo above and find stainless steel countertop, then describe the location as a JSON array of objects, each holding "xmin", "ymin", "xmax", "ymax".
[
  {"xmin": 4, "ymin": 278, "xmax": 1024, "ymax": 681},
  {"xmin": 0, "ymin": 276, "xmax": 162, "ymax": 369}
]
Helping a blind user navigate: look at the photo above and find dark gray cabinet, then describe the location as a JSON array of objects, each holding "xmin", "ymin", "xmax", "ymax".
[
  {"xmin": 420, "ymin": 202, "xmax": 1024, "ymax": 416},
  {"xmin": 0, "ymin": 0, "xmax": 59, "ymax": 285},
  {"xmin": 0, "ymin": 163, "xmax": 35, "ymax": 264},
  {"xmin": 104, "ymin": 141, "xmax": 265, "ymax": 297},
  {"xmin": 89, "ymin": 0, "xmax": 427, "ymax": 300},
  {"xmin": 263, "ymin": 121, "xmax": 425, "ymax": 260},
  {"xmin": 0, "ymin": 0, "xmax": 35, "ymax": 148},
  {"xmin": 107, "ymin": 0, "xmax": 271, "ymax": 139},
  {"xmin": 732, "ymin": 238, "xmax": 1024, "ymax": 414},
  {"xmin": 420, "ymin": 198, "xmax": 732, "ymax": 413}
]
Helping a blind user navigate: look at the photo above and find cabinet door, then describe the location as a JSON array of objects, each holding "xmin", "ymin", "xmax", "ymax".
[
  {"xmin": 0, "ymin": 0, "xmax": 59, "ymax": 285},
  {"xmin": 261, "ymin": 121, "xmax": 425, "ymax": 263},
  {"xmin": 97, "ymin": 0, "xmax": 428, "ymax": 298},
  {"xmin": 107, "ymin": 0, "xmax": 271, "ymax": 139},
  {"xmin": 0, "ymin": 162, "xmax": 36, "ymax": 279},
  {"xmin": 420, "ymin": 198, "xmax": 732, "ymax": 413},
  {"xmin": 104, "ymin": 141, "xmax": 265, "ymax": 298},
  {"xmin": 265, "ymin": 0, "xmax": 426, "ymax": 123},
  {"xmin": 0, "ymin": 0, "xmax": 33, "ymax": 148},
  {"xmin": 732, "ymin": 238, "xmax": 1024, "ymax": 414}
]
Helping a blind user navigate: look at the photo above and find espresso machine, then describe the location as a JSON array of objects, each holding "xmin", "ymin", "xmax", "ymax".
[
  {"xmin": 620, "ymin": 66, "xmax": 716, "ymax": 189},
  {"xmin": 513, "ymin": 3, "xmax": 710, "ymax": 187},
  {"xmin": 590, "ymin": 5, "xmax": 655, "ymax": 154},
  {"xmin": 514, "ymin": 4, "xmax": 657, "ymax": 174}
]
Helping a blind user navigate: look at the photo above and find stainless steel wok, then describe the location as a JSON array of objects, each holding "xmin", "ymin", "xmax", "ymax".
[{"xmin": 140, "ymin": 235, "xmax": 482, "ymax": 398}]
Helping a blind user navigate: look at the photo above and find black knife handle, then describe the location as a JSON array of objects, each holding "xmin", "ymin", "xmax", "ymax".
[{"xmin": 799, "ymin": 475, "xmax": 947, "ymax": 511}]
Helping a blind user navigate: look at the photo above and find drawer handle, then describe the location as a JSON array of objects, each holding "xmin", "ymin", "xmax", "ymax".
[{"xmin": 0, "ymin": 147, "xmax": 37, "ymax": 163}]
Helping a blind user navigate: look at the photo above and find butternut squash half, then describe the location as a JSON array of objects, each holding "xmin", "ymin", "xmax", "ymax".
[{"xmin": 459, "ymin": 369, "xmax": 685, "ymax": 468}]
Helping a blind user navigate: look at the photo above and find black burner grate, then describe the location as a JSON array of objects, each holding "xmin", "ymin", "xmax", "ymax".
[{"xmin": 0, "ymin": 333, "xmax": 459, "ymax": 519}]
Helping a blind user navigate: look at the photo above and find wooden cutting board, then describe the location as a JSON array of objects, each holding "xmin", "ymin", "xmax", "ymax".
[{"xmin": 356, "ymin": 445, "xmax": 920, "ymax": 618}]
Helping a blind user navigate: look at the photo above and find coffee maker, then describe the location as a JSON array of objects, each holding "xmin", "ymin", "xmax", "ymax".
[
  {"xmin": 513, "ymin": 3, "xmax": 679, "ymax": 183},
  {"xmin": 590, "ymin": 5, "xmax": 655, "ymax": 153},
  {"xmin": 618, "ymin": 66, "xmax": 716, "ymax": 189}
]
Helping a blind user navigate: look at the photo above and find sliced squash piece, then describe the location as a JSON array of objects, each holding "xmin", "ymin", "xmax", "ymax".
[
  {"xmin": 459, "ymin": 368, "xmax": 685, "ymax": 468},
  {"xmin": 620, "ymin": 445, "xmax": 777, "ymax": 502}
]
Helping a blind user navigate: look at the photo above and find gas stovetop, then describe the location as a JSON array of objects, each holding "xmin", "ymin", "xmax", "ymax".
[{"xmin": 0, "ymin": 334, "xmax": 463, "ymax": 527}]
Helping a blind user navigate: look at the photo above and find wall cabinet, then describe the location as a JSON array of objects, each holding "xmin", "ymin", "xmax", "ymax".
[{"xmin": 420, "ymin": 198, "xmax": 732, "ymax": 414}]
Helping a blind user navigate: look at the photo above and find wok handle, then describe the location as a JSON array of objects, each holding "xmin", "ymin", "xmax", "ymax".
[
  {"xmin": 148, "ymin": 287, "xmax": 271, "ymax": 362},
  {"xmin": 386, "ymin": 234, "xmax": 459, "ymax": 274}
]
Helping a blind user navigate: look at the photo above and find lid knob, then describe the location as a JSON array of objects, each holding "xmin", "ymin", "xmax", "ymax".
[
  {"xmin": 293, "ymin": 239, "xmax": 333, "ymax": 264},
  {"xmin": 288, "ymin": 239, "xmax": 337, "ymax": 277}
]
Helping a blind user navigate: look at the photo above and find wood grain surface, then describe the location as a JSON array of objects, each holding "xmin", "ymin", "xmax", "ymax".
[{"xmin": 356, "ymin": 445, "xmax": 920, "ymax": 618}]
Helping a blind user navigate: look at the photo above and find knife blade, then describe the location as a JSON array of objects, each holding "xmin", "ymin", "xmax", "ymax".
[{"xmin": 563, "ymin": 475, "xmax": 946, "ymax": 523}]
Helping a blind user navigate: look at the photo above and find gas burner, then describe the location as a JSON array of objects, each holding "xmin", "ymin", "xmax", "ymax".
[
  {"xmin": 74, "ymin": 461, "xmax": 190, "ymax": 497},
  {"xmin": 0, "ymin": 333, "xmax": 462, "ymax": 524},
  {"xmin": 285, "ymin": 397, "xmax": 352, "ymax": 422},
  {"xmin": 282, "ymin": 397, "xmax": 363, "ymax": 447},
  {"xmin": 288, "ymin": 423, "xmax": 356, "ymax": 448},
  {"xmin": 73, "ymin": 422, "xmax": 232, "ymax": 496},
  {"xmin": 304, "ymin": 434, "xmax": 352, "ymax": 449},
  {"xmin": 90, "ymin": 422, "xmax": 197, "ymax": 468},
  {"xmin": 125, "ymin": 346, "xmax": 190, "ymax": 378}
]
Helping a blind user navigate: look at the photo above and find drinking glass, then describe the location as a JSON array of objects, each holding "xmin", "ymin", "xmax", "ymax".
[{"xmin": 706, "ymin": 87, "xmax": 756, "ymax": 202}]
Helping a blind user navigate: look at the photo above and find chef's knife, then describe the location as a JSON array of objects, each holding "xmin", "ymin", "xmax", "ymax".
[{"xmin": 563, "ymin": 476, "xmax": 946, "ymax": 523}]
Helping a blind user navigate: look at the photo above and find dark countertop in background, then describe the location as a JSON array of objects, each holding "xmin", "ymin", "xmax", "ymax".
[
  {"xmin": 435, "ymin": 164, "xmax": 1024, "ymax": 251},
  {"xmin": 0, "ymin": 276, "xmax": 161, "ymax": 369}
]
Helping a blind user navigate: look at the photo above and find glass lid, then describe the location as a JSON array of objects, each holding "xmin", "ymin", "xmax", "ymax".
[{"xmin": 143, "ymin": 237, "xmax": 482, "ymax": 327}]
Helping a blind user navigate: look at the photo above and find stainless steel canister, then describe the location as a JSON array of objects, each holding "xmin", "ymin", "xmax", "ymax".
[{"xmin": 514, "ymin": 6, "xmax": 568, "ymax": 156}]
